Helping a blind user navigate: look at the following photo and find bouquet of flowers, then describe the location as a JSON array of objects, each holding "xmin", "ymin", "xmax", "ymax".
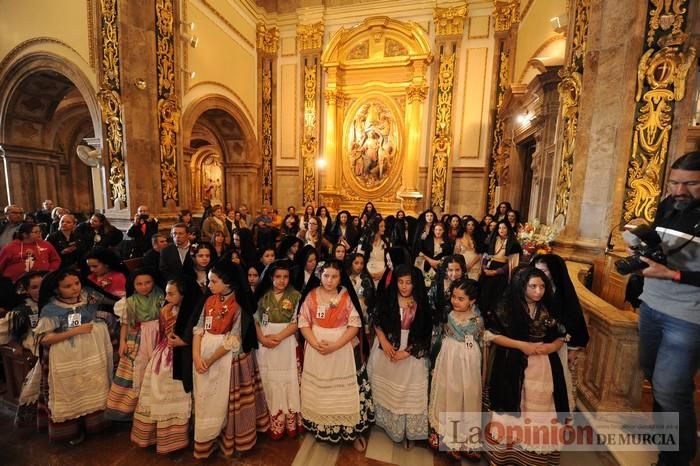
[{"xmin": 517, "ymin": 219, "xmax": 559, "ymax": 255}]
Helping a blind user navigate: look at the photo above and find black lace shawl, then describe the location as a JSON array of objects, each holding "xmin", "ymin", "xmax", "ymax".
[{"xmin": 376, "ymin": 265, "xmax": 431, "ymax": 359}]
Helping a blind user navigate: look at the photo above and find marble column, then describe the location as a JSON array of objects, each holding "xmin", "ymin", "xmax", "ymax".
[{"xmin": 559, "ymin": 0, "xmax": 649, "ymax": 250}]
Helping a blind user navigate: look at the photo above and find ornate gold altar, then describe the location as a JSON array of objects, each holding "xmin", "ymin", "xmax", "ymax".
[{"xmin": 319, "ymin": 17, "xmax": 432, "ymax": 214}]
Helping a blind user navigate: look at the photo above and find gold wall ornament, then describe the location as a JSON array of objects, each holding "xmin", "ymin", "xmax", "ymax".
[
  {"xmin": 433, "ymin": 5, "xmax": 468, "ymax": 37},
  {"xmin": 493, "ymin": 0, "xmax": 520, "ymax": 33},
  {"xmin": 553, "ymin": 68, "xmax": 582, "ymax": 219},
  {"xmin": 553, "ymin": 0, "xmax": 590, "ymax": 222},
  {"xmin": 297, "ymin": 22, "xmax": 324, "ymax": 52},
  {"xmin": 301, "ymin": 63, "xmax": 318, "ymax": 205},
  {"xmin": 98, "ymin": 0, "xmax": 127, "ymax": 206},
  {"xmin": 621, "ymin": 0, "xmax": 694, "ymax": 223},
  {"xmin": 257, "ymin": 23, "xmax": 279, "ymax": 54},
  {"xmin": 156, "ymin": 0, "xmax": 179, "ymax": 205},
  {"xmin": 158, "ymin": 96, "xmax": 180, "ymax": 203},
  {"xmin": 622, "ymin": 45, "xmax": 696, "ymax": 222},
  {"xmin": 646, "ymin": 0, "xmax": 688, "ymax": 47},
  {"xmin": 406, "ymin": 85, "xmax": 428, "ymax": 103},
  {"xmin": 571, "ymin": 0, "xmax": 590, "ymax": 61},
  {"xmin": 487, "ymin": 48, "xmax": 510, "ymax": 213},
  {"xmin": 261, "ymin": 60, "xmax": 273, "ymax": 205},
  {"xmin": 429, "ymin": 53, "xmax": 456, "ymax": 210}
]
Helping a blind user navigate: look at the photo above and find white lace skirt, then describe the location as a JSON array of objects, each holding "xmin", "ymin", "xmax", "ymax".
[
  {"xmin": 256, "ymin": 322, "xmax": 300, "ymax": 415},
  {"xmin": 429, "ymin": 336, "xmax": 482, "ymax": 449},
  {"xmin": 301, "ymin": 325, "xmax": 360, "ymax": 427},
  {"xmin": 193, "ymin": 332, "xmax": 233, "ymax": 443},
  {"xmin": 367, "ymin": 329, "xmax": 428, "ymax": 415}
]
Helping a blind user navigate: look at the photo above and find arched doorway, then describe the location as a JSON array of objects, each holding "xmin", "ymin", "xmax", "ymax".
[
  {"xmin": 181, "ymin": 95, "xmax": 259, "ymax": 215},
  {"xmin": 0, "ymin": 53, "xmax": 102, "ymax": 216}
]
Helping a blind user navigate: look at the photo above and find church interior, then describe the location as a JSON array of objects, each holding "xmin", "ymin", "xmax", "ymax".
[{"xmin": 0, "ymin": 0, "xmax": 699, "ymax": 465}]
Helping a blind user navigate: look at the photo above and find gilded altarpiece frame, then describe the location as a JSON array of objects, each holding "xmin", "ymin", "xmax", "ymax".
[{"xmin": 320, "ymin": 17, "xmax": 432, "ymax": 214}]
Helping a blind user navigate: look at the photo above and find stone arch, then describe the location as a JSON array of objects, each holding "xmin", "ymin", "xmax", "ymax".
[
  {"xmin": 181, "ymin": 94, "xmax": 260, "ymax": 214},
  {"xmin": 0, "ymin": 51, "xmax": 102, "ymax": 212}
]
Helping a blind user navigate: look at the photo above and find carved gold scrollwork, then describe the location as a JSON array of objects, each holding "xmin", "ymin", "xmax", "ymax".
[
  {"xmin": 302, "ymin": 64, "xmax": 318, "ymax": 205},
  {"xmin": 261, "ymin": 61, "xmax": 273, "ymax": 205},
  {"xmin": 257, "ymin": 23, "xmax": 280, "ymax": 54},
  {"xmin": 553, "ymin": 0, "xmax": 590, "ymax": 222},
  {"xmin": 98, "ymin": 0, "xmax": 127, "ymax": 206},
  {"xmin": 647, "ymin": 0, "xmax": 687, "ymax": 47},
  {"xmin": 429, "ymin": 53, "xmax": 455, "ymax": 210},
  {"xmin": 433, "ymin": 6, "xmax": 467, "ymax": 37},
  {"xmin": 621, "ymin": 0, "xmax": 694, "ymax": 223},
  {"xmin": 553, "ymin": 69, "xmax": 582, "ymax": 218},
  {"xmin": 487, "ymin": 49, "xmax": 510, "ymax": 213},
  {"xmin": 297, "ymin": 22, "xmax": 324, "ymax": 52},
  {"xmin": 406, "ymin": 85, "xmax": 427, "ymax": 103},
  {"xmin": 622, "ymin": 45, "xmax": 696, "ymax": 222},
  {"xmin": 156, "ymin": 0, "xmax": 179, "ymax": 205},
  {"xmin": 493, "ymin": 0, "xmax": 520, "ymax": 32}
]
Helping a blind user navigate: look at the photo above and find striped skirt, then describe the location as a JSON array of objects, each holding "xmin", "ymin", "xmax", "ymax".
[
  {"xmin": 131, "ymin": 342, "xmax": 191, "ymax": 454},
  {"xmin": 486, "ymin": 354, "xmax": 568, "ymax": 466},
  {"xmin": 105, "ymin": 320, "xmax": 159, "ymax": 421},
  {"xmin": 193, "ymin": 352, "xmax": 270, "ymax": 459}
]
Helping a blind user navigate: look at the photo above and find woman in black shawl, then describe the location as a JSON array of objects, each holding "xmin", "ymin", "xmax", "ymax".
[
  {"xmin": 486, "ymin": 266, "xmax": 572, "ymax": 466},
  {"xmin": 291, "ymin": 244, "xmax": 320, "ymax": 293},
  {"xmin": 367, "ymin": 264, "xmax": 431, "ymax": 445},
  {"xmin": 478, "ymin": 220, "xmax": 522, "ymax": 317}
]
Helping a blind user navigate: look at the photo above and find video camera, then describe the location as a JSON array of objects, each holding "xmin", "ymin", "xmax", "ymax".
[{"xmin": 614, "ymin": 224, "xmax": 666, "ymax": 275}]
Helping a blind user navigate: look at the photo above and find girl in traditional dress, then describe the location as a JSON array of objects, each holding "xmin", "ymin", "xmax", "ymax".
[
  {"xmin": 447, "ymin": 214, "xmax": 463, "ymax": 242},
  {"xmin": 486, "ymin": 266, "xmax": 572, "ymax": 466},
  {"xmin": 254, "ymin": 260, "xmax": 303, "ymax": 439},
  {"xmin": 0, "ymin": 271, "xmax": 45, "ymax": 353},
  {"xmin": 479, "ymin": 220, "xmax": 521, "ymax": 317},
  {"xmin": 105, "ymin": 269, "xmax": 163, "ymax": 421},
  {"xmin": 131, "ymin": 279, "xmax": 196, "ymax": 453},
  {"xmin": 34, "ymin": 270, "xmax": 113, "ymax": 444},
  {"xmin": 192, "ymin": 261, "xmax": 269, "ymax": 459},
  {"xmin": 346, "ymin": 253, "xmax": 376, "ymax": 337},
  {"xmin": 359, "ymin": 216, "xmax": 390, "ymax": 286},
  {"xmin": 429, "ymin": 278, "xmax": 484, "ymax": 461},
  {"xmin": 298, "ymin": 260, "xmax": 374, "ymax": 451},
  {"xmin": 417, "ymin": 222, "xmax": 453, "ymax": 274},
  {"xmin": 368, "ymin": 264, "xmax": 431, "ymax": 445},
  {"xmin": 455, "ymin": 216, "xmax": 485, "ymax": 281},
  {"xmin": 428, "ymin": 255, "xmax": 467, "ymax": 333},
  {"xmin": 291, "ymin": 244, "xmax": 319, "ymax": 293},
  {"xmin": 411, "ymin": 209, "xmax": 436, "ymax": 259},
  {"xmin": 532, "ymin": 253, "xmax": 589, "ymax": 406}
]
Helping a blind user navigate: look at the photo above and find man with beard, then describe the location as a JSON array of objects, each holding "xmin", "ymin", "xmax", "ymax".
[{"xmin": 630, "ymin": 151, "xmax": 700, "ymax": 466}]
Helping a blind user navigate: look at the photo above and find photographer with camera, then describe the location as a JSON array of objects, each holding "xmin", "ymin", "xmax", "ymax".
[
  {"xmin": 623, "ymin": 151, "xmax": 700, "ymax": 466},
  {"xmin": 126, "ymin": 205, "xmax": 159, "ymax": 258}
]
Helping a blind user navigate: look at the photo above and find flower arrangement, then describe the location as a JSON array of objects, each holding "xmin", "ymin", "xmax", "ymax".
[{"xmin": 517, "ymin": 218, "xmax": 559, "ymax": 255}]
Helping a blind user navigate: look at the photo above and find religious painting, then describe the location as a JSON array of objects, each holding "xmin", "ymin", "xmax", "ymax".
[
  {"xmin": 201, "ymin": 155, "xmax": 223, "ymax": 206},
  {"xmin": 346, "ymin": 100, "xmax": 399, "ymax": 190}
]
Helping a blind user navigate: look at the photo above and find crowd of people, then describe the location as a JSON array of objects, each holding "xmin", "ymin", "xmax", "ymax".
[{"xmin": 0, "ymin": 198, "xmax": 590, "ymax": 466}]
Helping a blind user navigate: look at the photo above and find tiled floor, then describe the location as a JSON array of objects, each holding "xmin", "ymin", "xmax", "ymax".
[{"xmin": 0, "ymin": 406, "xmax": 614, "ymax": 466}]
